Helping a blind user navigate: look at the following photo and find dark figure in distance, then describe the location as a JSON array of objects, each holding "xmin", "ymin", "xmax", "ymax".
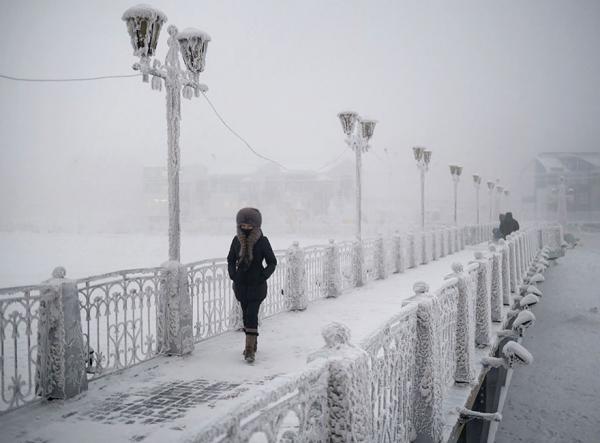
[
  {"xmin": 499, "ymin": 212, "xmax": 520, "ymax": 239},
  {"xmin": 227, "ymin": 207, "xmax": 277, "ymax": 363}
]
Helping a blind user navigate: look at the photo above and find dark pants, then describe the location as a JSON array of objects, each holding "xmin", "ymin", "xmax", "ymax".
[{"xmin": 240, "ymin": 299, "xmax": 262, "ymax": 332}]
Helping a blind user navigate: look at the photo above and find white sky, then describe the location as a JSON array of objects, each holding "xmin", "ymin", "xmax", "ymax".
[{"xmin": 1, "ymin": 0, "xmax": 599, "ymax": 226}]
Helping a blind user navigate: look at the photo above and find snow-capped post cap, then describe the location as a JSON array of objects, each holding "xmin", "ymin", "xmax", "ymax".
[
  {"xmin": 512, "ymin": 310, "xmax": 535, "ymax": 334},
  {"xmin": 413, "ymin": 281, "xmax": 429, "ymax": 295},
  {"xmin": 503, "ymin": 341, "xmax": 534, "ymax": 367},
  {"xmin": 451, "ymin": 262, "xmax": 464, "ymax": 274},
  {"xmin": 321, "ymin": 322, "xmax": 351, "ymax": 349},
  {"xmin": 52, "ymin": 266, "xmax": 66, "ymax": 279},
  {"xmin": 520, "ymin": 293, "xmax": 539, "ymax": 308},
  {"xmin": 122, "ymin": 4, "xmax": 168, "ymax": 58},
  {"xmin": 177, "ymin": 27, "xmax": 211, "ymax": 80}
]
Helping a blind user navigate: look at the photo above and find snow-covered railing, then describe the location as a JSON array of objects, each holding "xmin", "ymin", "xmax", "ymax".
[
  {"xmin": 361, "ymin": 304, "xmax": 418, "ymax": 442},
  {"xmin": 0, "ymin": 285, "xmax": 45, "ymax": 413},
  {"xmin": 191, "ymin": 358, "xmax": 330, "ymax": 443},
  {"xmin": 76, "ymin": 268, "xmax": 162, "ymax": 379}
]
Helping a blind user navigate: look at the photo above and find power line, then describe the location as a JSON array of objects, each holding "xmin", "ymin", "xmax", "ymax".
[
  {"xmin": 0, "ymin": 73, "xmax": 142, "ymax": 82},
  {"xmin": 0, "ymin": 70, "xmax": 351, "ymax": 173},
  {"xmin": 199, "ymin": 91, "xmax": 290, "ymax": 171}
]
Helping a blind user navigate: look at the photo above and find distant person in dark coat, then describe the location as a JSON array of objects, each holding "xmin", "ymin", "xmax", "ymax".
[
  {"xmin": 500, "ymin": 212, "xmax": 520, "ymax": 239},
  {"xmin": 227, "ymin": 207, "xmax": 277, "ymax": 363}
]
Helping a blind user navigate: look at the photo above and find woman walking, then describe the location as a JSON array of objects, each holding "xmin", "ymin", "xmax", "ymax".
[{"xmin": 227, "ymin": 207, "xmax": 277, "ymax": 363}]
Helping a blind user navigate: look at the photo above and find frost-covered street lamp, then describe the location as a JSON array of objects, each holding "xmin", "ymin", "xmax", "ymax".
[
  {"xmin": 337, "ymin": 112, "xmax": 377, "ymax": 242},
  {"xmin": 487, "ymin": 180, "xmax": 495, "ymax": 222},
  {"xmin": 472, "ymin": 173, "xmax": 482, "ymax": 224},
  {"xmin": 122, "ymin": 5, "xmax": 210, "ymax": 262},
  {"xmin": 413, "ymin": 147, "xmax": 432, "ymax": 229},
  {"xmin": 449, "ymin": 164, "xmax": 463, "ymax": 225}
]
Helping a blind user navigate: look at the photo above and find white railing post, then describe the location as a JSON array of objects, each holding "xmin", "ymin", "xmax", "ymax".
[
  {"xmin": 285, "ymin": 241, "xmax": 308, "ymax": 310},
  {"xmin": 375, "ymin": 235, "xmax": 386, "ymax": 280},
  {"xmin": 412, "ymin": 282, "xmax": 444, "ymax": 443},
  {"xmin": 498, "ymin": 239, "xmax": 512, "ymax": 306},
  {"xmin": 325, "ymin": 240, "xmax": 342, "ymax": 298},
  {"xmin": 507, "ymin": 235, "xmax": 518, "ymax": 294},
  {"xmin": 488, "ymin": 245, "xmax": 504, "ymax": 322},
  {"xmin": 470, "ymin": 252, "xmax": 491, "ymax": 347},
  {"xmin": 431, "ymin": 230, "xmax": 438, "ymax": 260},
  {"xmin": 440, "ymin": 229, "xmax": 447, "ymax": 257},
  {"xmin": 446, "ymin": 263, "xmax": 475, "ymax": 383},
  {"xmin": 408, "ymin": 232, "xmax": 417, "ymax": 269},
  {"xmin": 158, "ymin": 261, "xmax": 194, "ymax": 355},
  {"xmin": 352, "ymin": 240, "xmax": 365, "ymax": 287},
  {"xmin": 36, "ymin": 267, "xmax": 88, "ymax": 400},
  {"xmin": 308, "ymin": 323, "xmax": 373, "ymax": 442},
  {"xmin": 393, "ymin": 231, "xmax": 405, "ymax": 274}
]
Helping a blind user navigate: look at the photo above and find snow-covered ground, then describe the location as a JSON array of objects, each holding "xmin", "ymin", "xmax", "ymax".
[
  {"xmin": 0, "ymin": 231, "xmax": 332, "ymax": 287},
  {"xmin": 495, "ymin": 232, "xmax": 600, "ymax": 443}
]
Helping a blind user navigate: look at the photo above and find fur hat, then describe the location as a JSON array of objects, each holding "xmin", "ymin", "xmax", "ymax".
[{"xmin": 236, "ymin": 207, "xmax": 262, "ymax": 228}]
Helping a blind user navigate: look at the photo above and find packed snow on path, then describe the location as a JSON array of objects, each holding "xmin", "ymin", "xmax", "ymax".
[{"xmin": 496, "ymin": 232, "xmax": 600, "ymax": 443}]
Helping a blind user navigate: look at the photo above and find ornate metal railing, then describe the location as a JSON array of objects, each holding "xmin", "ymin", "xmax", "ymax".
[
  {"xmin": 0, "ymin": 285, "xmax": 44, "ymax": 413},
  {"xmin": 338, "ymin": 240, "xmax": 355, "ymax": 290},
  {"xmin": 304, "ymin": 245, "xmax": 326, "ymax": 301},
  {"xmin": 76, "ymin": 268, "xmax": 162, "ymax": 380},
  {"xmin": 432, "ymin": 279, "xmax": 459, "ymax": 391},
  {"xmin": 362, "ymin": 304, "xmax": 418, "ymax": 442}
]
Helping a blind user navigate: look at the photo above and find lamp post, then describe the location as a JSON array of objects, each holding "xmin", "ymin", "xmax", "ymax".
[
  {"xmin": 495, "ymin": 185, "xmax": 504, "ymax": 218},
  {"xmin": 413, "ymin": 147, "xmax": 432, "ymax": 229},
  {"xmin": 473, "ymin": 173, "xmax": 482, "ymax": 224},
  {"xmin": 337, "ymin": 112, "xmax": 377, "ymax": 242},
  {"xmin": 122, "ymin": 5, "xmax": 210, "ymax": 262},
  {"xmin": 487, "ymin": 180, "xmax": 495, "ymax": 222},
  {"xmin": 449, "ymin": 164, "xmax": 463, "ymax": 225},
  {"xmin": 504, "ymin": 189, "xmax": 510, "ymax": 212}
]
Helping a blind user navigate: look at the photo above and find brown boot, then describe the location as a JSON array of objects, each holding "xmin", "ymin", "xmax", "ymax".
[{"xmin": 244, "ymin": 334, "xmax": 256, "ymax": 363}]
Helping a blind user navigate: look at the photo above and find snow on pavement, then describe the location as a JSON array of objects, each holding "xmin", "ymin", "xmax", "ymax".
[
  {"xmin": 0, "ymin": 243, "xmax": 487, "ymax": 443},
  {"xmin": 496, "ymin": 232, "xmax": 600, "ymax": 443}
]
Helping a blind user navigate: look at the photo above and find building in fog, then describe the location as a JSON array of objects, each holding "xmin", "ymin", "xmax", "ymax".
[
  {"xmin": 520, "ymin": 152, "xmax": 600, "ymax": 222},
  {"xmin": 142, "ymin": 161, "xmax": 354, "ymax": 231}
]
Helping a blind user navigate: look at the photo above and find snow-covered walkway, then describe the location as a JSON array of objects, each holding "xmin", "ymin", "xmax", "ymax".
[
  {"xmin": 0, "ymin": 242, "xmax": 489, "ymax": 443},
  {"xmin": 495, "ymin": 232, "xmax": 600, "ymax": 443}
]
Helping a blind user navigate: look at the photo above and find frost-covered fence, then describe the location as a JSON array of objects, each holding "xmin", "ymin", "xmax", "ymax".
[
  {"xmin": 191, "ymin": 359, "xmax": 330, "ymax": 443},
  {"xmin": 77, "ymin": 268, "xmax": 162, "ymax": 380},
  {"xmin": 0, "ymin": 285, "xmax": 44, "ymax": 413},
  {"xmin": 0, "ymin": 221, "xmax": 514, "ymax": 416}
]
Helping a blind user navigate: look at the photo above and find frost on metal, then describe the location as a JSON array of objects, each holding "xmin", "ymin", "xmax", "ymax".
[
  {"xmin": 374, "ymin": 235, "xmax": 386, "ymax": 280},
  {"xmin": 352, "ymin": 241, "xmax": 364, "ymax": 287},
  {"xmin": 325, "ymin": 240, "xmax": 342, "ymax": 298},
  {"xmin": 470, "ymin": 252, "xmax": 492, "ymax": 347},
  {"xmin": 309, "ymin": 323, "xmax": 372, "ymax": 443},
  {"xmin": 447, "ymin": 263, "xmax": 475, "ymax": 383},
  {"xmin": 507, "ymin": 236, "xmax": 518, "ymax": 294},
  {"xmin": 408, "ymin": 232, "xmax": 417, "ymax": 269},
  {"xmin": 413, "ymin": 296, "xmax": 444, "ymax": 442},
  {"xmin": 488, "ymin": 245, "xmax": 504, "ymax": 322},
  {"xmin": 362, "ymin": 308, "xmax": 418, "ymax": 443},
  {"xmin": 158, "ymin": 261, "xmax": 194, "ymax": 356},
  {"xmin": 393, "ymin": 232, "xmax": 405, "ymax": 274},
  {"xmin": 285, "ymin": 242, "xmax": 308, "ymax": 311},
  {"xmin": 36, "ymin": 274, "xmax": 88, "ymax": 400},
  {"xmin": 499, "ymin": 239, "xmax": 512, "ymax": 305}
]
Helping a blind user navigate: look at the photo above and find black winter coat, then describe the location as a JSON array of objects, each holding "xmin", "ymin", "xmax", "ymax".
[
  {"xmin": 227, "ymin": 235, "xmax": 277, "ymax": 302},
  {"xmin": 499, "ymin": 214, "xmax": 520, "ymax": 238}
]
